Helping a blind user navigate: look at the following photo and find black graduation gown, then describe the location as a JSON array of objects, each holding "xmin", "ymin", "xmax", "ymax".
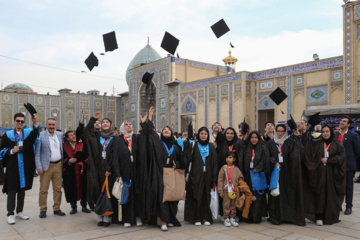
[
  {"xmin": 267, "ymin": 138, "xmax": 306, "ymax": 226},
  {"xmin": 242, "ymin": 144, "xmax": 269, "ymax": 223},
  {"xmin": 302, "ymin": 135, "xmax": 346, "ymax": 224},
  {"xmin": 0, "ymin": 135, "xmax": 4, "ymax": 185},
  {"xmin": 84, "ymin": 117, "xmax": 120, "ymax": 209},
  {"xmin": 0, "ymin": 127, "xmax": 39, "ymax": 194},
  {"xmin": 184, "ymin": 142, "xmax": 218, "ymax": 224}
]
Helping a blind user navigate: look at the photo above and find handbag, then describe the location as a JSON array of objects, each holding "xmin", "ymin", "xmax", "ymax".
[
  {"xmin": 210, "ymin": 187, "xmax": 219, "ymax": 219},
  {"xmin": 120, "ymin": 179, "xmax": 132, "ymax": 205},
  {"xmin": 270, "ymin": 165, "xmax": 280, "ymax": 197},
  {"xmin": 249, "ymin": 170, "xmax": 267, "ymax": 195},
  {"xmin": 112, "ymin": 178, "xmax": 123, "ymax": 200},
  {"xmin": 163, "ymin": 168, "xmax": 186, "ymax": 202},
  {"xmin": 94, "ymin": 176, "xmax": 114, "ymax": 216}
]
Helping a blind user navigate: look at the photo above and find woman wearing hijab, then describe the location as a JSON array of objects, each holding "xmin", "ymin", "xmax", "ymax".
[
  {"xmin": 84, "ymin": 112, "xmax": 120, "ymax": 227},
  {"xmin": 302, "ymin": 125, "xmax": 346, "ymax": 225},
  {"xmin": 267, "ymin": 124, "xmax": 305, "ymax": 226},
  {"xmin": 184, "ymin": 127, "xmax": 218, "ymax": 226},
  {"xmin": 242, "ymin": 130, "xmax": 269, "ymax": 223}
]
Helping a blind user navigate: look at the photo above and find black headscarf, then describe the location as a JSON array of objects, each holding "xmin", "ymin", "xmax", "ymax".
[
  {"xmin": 197, "ymin": 126, "xmax": 210, "ymax": 146},
  {"xmin": 247, "ymin": 130, "xmax": 262, "ymax": 149},
  {"xmin": 225, "ymin": 127, "xmax": 238, "ymax": 146},
  {"xmin": 161, "ymin": 126, "xmax": 177, "ymax": 149},
  {"xmin": 321, "ymin": 124, "xmax": 334, "ymax": 145}
]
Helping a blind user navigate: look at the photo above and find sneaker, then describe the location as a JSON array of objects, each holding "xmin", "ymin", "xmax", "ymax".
[
  {"xmin": 16, "ymin": 212, "xmax": 29, "ymax": 220},
  {"xmin": 224, "ymin": 218, "xmax": 231, "ymax": 227},
  {"xmin": 316, "ymin": 220, "xmax": 323, "ymax": 226},
  {"xmin": 161, "ymin": 225, "xmax": 168, "ymax": 231},
  {"xmin": 204, "ymin": 221, "xmax": 211, "ymax": 226},
  {"xmin": 195, "ymin": 222, "xmax": 202, "ymax": 226},
  {"xmin": 7, "ymin": 215, "xmax": 15, "ymax": 225},
  {"xmin": 230, "ymin": 218, "xmax": 238, "ymax": 227},
  {"xmin": 124, "ymin": 223, "xmax": 131, "ymax": 227},
  {"xmin": 168, "ymin": 223, "xmax": 174, "ymax": 227},
  {"xmin": 136, "ymin": 218, "xmax": 143, "ymax": 227}
]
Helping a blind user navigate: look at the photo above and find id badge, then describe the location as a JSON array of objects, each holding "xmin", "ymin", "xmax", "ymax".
[
  {"xmin": 325, "ymin": 152, "xmax": 329, "ymax": 158},
  {"xmin": 278, "ymin": 154, "xmax": 283, "ymax": 163},
  {"xmin": 18, "ymin": 141, "xmax": 23, "ymax": 147},
  {"xmin": 250, "ymin": 162, "xmax": 254, "ymax": 169},
  {"xmin": 130, "ymin": 155, "xmax": 134, "ymax": 163},
  {"xmin": 166, "ymin": 158, "xmax": 170, "ymax": 165},
  {"xmin": 203, "ymin": 165, "xmax": 206, "ymax": 172},
  {"xmin": 102, "ymin": 151, "xmax": 106, "ymax": 159},
  {"xmin": 228, "ymin": 185, "xmax": 233, "ymax": 193}
]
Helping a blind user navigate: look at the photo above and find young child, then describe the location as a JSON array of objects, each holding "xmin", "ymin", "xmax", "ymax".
[{"xmin": 218, "ymin": 151, "xmax": 244, "ymax": 227}]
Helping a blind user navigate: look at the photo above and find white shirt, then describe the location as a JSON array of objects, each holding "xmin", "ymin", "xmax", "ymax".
[{"xmin": 48, "ymin": 132, "xmax": 61, "ymax": 162}]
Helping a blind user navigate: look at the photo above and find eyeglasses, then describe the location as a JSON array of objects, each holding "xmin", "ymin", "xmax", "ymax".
[
  {"xmin": 16, "ymin": 120, "xmax": 25, "ymax": 123},
  {"xmin": 124, "ymin": 123, "xmax": 132, "ymax": 126}
]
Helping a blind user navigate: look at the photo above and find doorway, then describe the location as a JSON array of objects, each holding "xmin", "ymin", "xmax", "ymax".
[
  {"xmin": 258, "ymin": 109, "xmax": 274, "ymax": 134},
  {"xmin": 181, "ymin": 115, "xmax": 196, "ymax": 134}
]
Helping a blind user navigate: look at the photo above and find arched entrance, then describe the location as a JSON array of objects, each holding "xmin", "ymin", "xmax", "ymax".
[{"xmin": 139, "ymin": 82, "xmax": 156, "ymax": 127}]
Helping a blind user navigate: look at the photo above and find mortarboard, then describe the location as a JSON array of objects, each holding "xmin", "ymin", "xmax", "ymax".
[
  {"xmin": 308, "ymin": 112, "xmax": 321, "ymax": 127},
  {"xmin": 211, "ymin": 19, "xmax": 230, "ymax": 38},
  {"xmin": 287, "ymin": 114, "xmax": 297, "ymax": 130},
  {"xmin": 103, "ymin": 31, "xmax": 118, "ymax": 52},
  {"xmin": 24, "ymin": 103, "xmax": 37, "ymax": 117},
  {"xmin": 142, "ymin": 72, "xmax": 154, "ymax": 87},
  {"xmin": 160, "ymin": 31, "xmax": 179, "ymax": 55},
  {"xmin": 269, "ymin": 87, "xmax": 288, "ymax": 114},
  {"xmin": 240, "ymin": 118, "xmax": 250, "ymax": 135},
  {"xmin": 84, "ymin": 52, "xmax": 98, "ymax": 71}
]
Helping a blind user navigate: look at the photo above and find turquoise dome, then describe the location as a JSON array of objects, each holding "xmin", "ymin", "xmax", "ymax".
[
  {"xmin": 4, "ymin": 83, "xmax": 33, "ymax": 92},
  {"xmin": 126, "ymin": 44, "xmax": 162, "ymax": 85}
]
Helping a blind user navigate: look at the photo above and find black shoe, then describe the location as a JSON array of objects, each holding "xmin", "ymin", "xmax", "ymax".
[
  {"xmin": 39, "ymin": 211, "xmax": 46, "ymax": 218},
  {"xmin": 70, "ymin": 209, "xmax": 77, "ymax": 215},
  {"xmin": 34, "ymin": 173, "xmax": 39, "ymax": 177},
  {"xmin": 54, "ymin": 210, "xmax": 66, "ymax": 216},
  {"xmin": 82, "ymin": 208, "xmax": 91, "ymax": 213},
  {"xmin": 344, "ymin": 208, "xmax": 352, "ymax": 215},
  {"xmin": 103, "ymin": 222, "xmax": 110, "ymax": 227},
  {"xmin": 355, "ymin": 178, "xmax": 360, "ymax": 183},
  {"xmin": 97, "ymin": 221, "xmax": 104, "ymax": 227}
]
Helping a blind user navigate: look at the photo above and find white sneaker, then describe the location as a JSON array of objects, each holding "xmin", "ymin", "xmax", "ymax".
[
  {"xmin": 204, "ymin": 221, "xmax": 211, "ymax": 226},
  {"xmin": 168, "ymin": 223, "xmax": 174, "ymax": 227},
  {"xmin": 16, "ymin": 212, "xmax": 29, "ymax": 220},
  {"xmin": 224, "ymin": 218, "xmax": 231, "ymax": 227},
  {"xmin": 220, "ymin": 216, "xmax": 225, "ymax": 222},
  {"xmin": 195, "ymin": 221, "xmax": 202, "ymax": 226},
  {"xmin": 161, "ymin": 225, "xmax": 168, "ymax": 231},
  {"xmin": 136, "ymin": 217, "xmax": 143, "ymax": 226},
  {"xmin": 7, "ymin": 215, "xmax": 15, "ymax": 225},
  {"xmin": 230, "ymin": 218, "xmax": 238, "ymax": 227},
  {"xmin": 316, "ymin": 220, "xmax": 323, "ymax": 226},
  {"xmin": 124, "ymin": 223, "xmax": 131, "ymax": 227}
]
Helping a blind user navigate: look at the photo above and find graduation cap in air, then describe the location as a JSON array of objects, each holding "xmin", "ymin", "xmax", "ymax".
[
  {"xmin": 287, "ymin": 114, "xmax": 297, "ymax": 130},
  {"xmin": 24, "ymin": 102, "xmax": 37, "ymax": 117},
  {"xmin": 240, "ymin": 118, "xmax": 250, "ymax": 135},
  {"xmin": 142, "ymin": 72, "xmax": 154, "ymax": 88},
  {"xmin": 160, "ymin": 31, "xmax": 179, "ymax": 55},
  {"xmin": 211, "ymin": 18, "xmax": 234, "ymax": 48},
  {"xmin": 84, "ymin": 52, "xmax": 98, "ymax": 71},
  {"xmin": 269, "ymin": 87, "xmax": 287, "ymax": 114},
  {"xmin": 103, "ymin": 31, "xmax": 118, "ymax": 52},
  {"xmin": 188, "ymin": 122, "xmax": 194, "ymax": 140},
  {"xmin": 308, "ymin": 112, "xmax": 321, "ymax": 127}
]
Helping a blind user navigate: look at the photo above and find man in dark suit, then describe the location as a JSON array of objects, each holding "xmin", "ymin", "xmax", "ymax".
[{"xmin": 334, "ymin": 115, "xmax": 360, "ymax": 215}]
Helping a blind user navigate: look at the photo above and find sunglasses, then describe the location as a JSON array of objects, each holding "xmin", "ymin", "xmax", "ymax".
[
  {"xmin": 124, "ymin": 123, "xmax": 132, "ymax": 126},
  {"xmin": 16, "ymin": 120, "xmax": 25, "ymax": 124}
]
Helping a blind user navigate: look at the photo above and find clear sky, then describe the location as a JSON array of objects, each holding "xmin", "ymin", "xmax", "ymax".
[{"xmin": 0, "ymin": 0, "xmax": 345, "ymax": 95}]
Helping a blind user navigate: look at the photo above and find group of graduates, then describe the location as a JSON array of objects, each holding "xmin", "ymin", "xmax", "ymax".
[{"xmin": 1, "ymin": 106, "xmax": 359, "ymax": 231}]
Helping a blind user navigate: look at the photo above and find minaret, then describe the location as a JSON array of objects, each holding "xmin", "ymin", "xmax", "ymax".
[{"xmin": 222, "ymin": 50, "xmax": 238, "ymax": 73}]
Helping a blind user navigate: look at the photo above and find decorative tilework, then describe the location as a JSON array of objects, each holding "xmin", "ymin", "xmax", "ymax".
[
  {"xmin": 130, "ymin": 103, "xmax": 136, "ymax": 112},
  {"xmin": 247, "ymin": 57, "xmax": 343, "ymax": 80},
  {"xmin": 217, "ymin": 85, "xmax": 220, "ymax": 122},
  {"xmin": 181, "ymin": 97, "xmax": 196, "ymax": 114},
  {"xmin": 287, "ymin": 76, "xmax": 292, "ymax": 118},
  {"xmin": 331, "ymin": 69, "xmax": 343, "ymax": 82},
  {"xmin": 294, "ymin": 75, "xmax": 304, "ymax": 87},
  {"xmin": 209, "ymin": 87, "xmax": 216, "ymax": 98},
  {"xmin": 160, "ymin": 98, "xmax": 166, "ymax": 108},
  {"xmin": 246, "ymin": 82, "xmax": 251, "ymax": 93},
  {"xmin": 205, "ymin": 87, "xmax": 208, "ymax": 127},
  {"xmin": 277, "ymin": 77, "xmax": 286, "ymax": 90},
  {"xmin": 198, "ymin": 89, "xmax": 204, "ymax": 99},
  {"xmin": 294, "ymin": 89, "xmax": 305, "ymax": 94},
  {"xmin": 354, "ymin": 4, "xmax": 360, "ymax": 20},
  {"xmin": 221, "ymin": 85, "xmax": 228, "ymax": 96},
  {"xmin": 259, "ymin": 97, "xmax": 274, "ymax": 109},
  {"xmin": 181, "ymin": 73, "xmax": 241, "ymax": 90},
  {"xmin": 307, "ymin": 86, "xmax": 328, "ymax": 103},
  {"xmin": 254, "ymin": 82, "xmax": 257, "ymax": 130},
  {"xmin": 175, "ymin": 58, "xmax": 186, "ymax": 64},
  {"xmin": 188, "ymin": 60, "xmax": 218, "ymax": 71},
  {"xmin": 345, "ymin": 7, "xmax": 352, "ymax": 104},
  {"xmin": 180, "ymin": 91, "xmax": 197, "ymax": 102},
  {"xmin": 259, "ymin": 80, "xmax": 274, "ymax": 90},
  {"xmin": 234, "ymin": 83, "xmax": 241, "ymax": 94},
  {"xmin": 229, "ymin": 83, "xmax": 233, "ymax": 127},
  {"xmin": 331, "ymin": 84, "xmax": 343, "ymax": 89},
  {"xmin": 258, "ymin": 92, "xmax": 271, "ymax": 99}
]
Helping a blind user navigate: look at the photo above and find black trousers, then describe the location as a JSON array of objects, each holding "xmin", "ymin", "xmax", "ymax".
[
  {"xmin": 7, "ymin": 189, "xmax": 25, "ymax": 216},
  {"xmin": 345, "ymin": 170, "xmax": 355, "ymax": 209}
]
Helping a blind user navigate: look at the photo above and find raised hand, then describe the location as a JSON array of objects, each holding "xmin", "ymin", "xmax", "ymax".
[
  {"xmin": 81, "ymin": 112, "xmax": 88, "ymax": 124},
  {"xmin": 94, "ymin": 112, "xmax": 101, "ymax": 119},
  {"xmin": 140, "ymin": 112, "xmax": 148, "ymax": 123},
  {"xmin": 31, "ymin": 115, "xmax": 38, "ymax": 125},
  {"xmin": 149, "ymin": 106, "xmax": 154, "ymax": 120}
]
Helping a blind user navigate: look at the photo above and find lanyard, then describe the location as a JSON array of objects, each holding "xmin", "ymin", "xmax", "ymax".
[
  {"xmin": 16, "ymin": 132, "xmax": 22, "ymax": 141},
  {"xmin": 338, "ymin": 133, "xmax": 346, "ymax": 143},
  {"xmin": 251, "ymin": 149, "xmax": 255, "ymax": 161},
  {"xmin": 162, "ymin": 142, "xmax": 174, "ymax": 156},
  {"xmin": 103, "ymin": 138, "xmax": 110, "ymax": 151},
  {"xmin": 325, "ymin": 143, "xmax": 331, "ymax": 152},
  {"xmin": 276, "ymin": 144, "xmax": 282, "ymax": 155},
  {"xmin": 229, "ymin": 145, "xmax": 236, "ymax": 152},
  {"xmin": 123, "ymin": 135, "xmax": 131, "ymax": 151},
  {"xmin": 227, "ymin": 165, "xmax": 233, "ymax": 181}
]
